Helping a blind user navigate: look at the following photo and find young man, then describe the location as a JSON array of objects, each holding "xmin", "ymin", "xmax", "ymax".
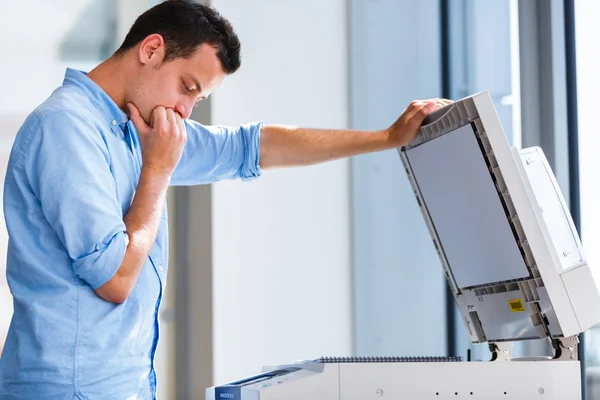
[{"xmin": 0, "ymin": 0, "xmax": 449, "ymax": 398}]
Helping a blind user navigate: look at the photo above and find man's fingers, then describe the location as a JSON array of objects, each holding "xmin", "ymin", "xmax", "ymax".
[
  {"xmin": 433, "ymin": 100, "xmax": 447, "ymax": 110},
  {"xmin": 408, "ymin": 101, "xmax": 437, "ymax": 127},
  {"xmin": 166, "ymin": 108, "xmax": 178, "ymax": 128},
  {"xmin": 166, "ymin": 108, "xmax": 175, "ymax": 121},
  {"xmin": 152, "ymin": 106, "xmax": 168, "ymax": 130},
  {"xmin": 177, "ymin": 113, "xmax": 186, "ymax": 139},
  {"xmin": 404, "ymin": 98, "xmax": 451, "ymax": 123},
  {"xmin": 403, "ymin": 100, "xmax": 433, "ymax": 121},
  {"xmin": 129, "ymin": 104, "xmax": 190, "ymax": 139},
  {"xmin": 167, "ymin": 109, "xmax": 187, "ymax": 142},
  {"xmin": 127, "ymin": 103, "xmax": 150, "ymax": 133},
  {"xmin": 435, "ymin": 98, "xmax": 453, "ymax": 107}
]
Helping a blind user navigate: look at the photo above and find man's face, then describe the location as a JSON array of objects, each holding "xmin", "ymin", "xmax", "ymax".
[{"xmin": 128, "ymin": 41, "xmax": 225, "ymax": 123}]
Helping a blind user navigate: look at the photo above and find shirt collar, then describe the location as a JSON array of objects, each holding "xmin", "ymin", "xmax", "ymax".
[{"xmin": 62, "ymin": 68, "xmax": 129, "ymax": 126}]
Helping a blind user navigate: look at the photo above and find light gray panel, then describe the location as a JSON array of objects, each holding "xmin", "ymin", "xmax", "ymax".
[
  {"xmin": 58, "ymin": 0, "xmax": 117, "ymax": 61},
  {"xmin": 174, "ymin": 100, "xmax": 214, "ymax": 399},
  {"xmin": 407, "ymin": 125, "xmax": 529, "ymax": 288},
  {"xmin": 350, "ymin": 0, "xmax": 446, "ymax": 357},
  {"xmin": 518, "ymin": 0, "xmax": 570, "ymax": 198},
  {"xmin": 468, "ymin": 0, "xmax": 512, "ymax": 93},
  {"xmin": 450, "ymin": 0, "xmax": 514, "ymax": 145}
]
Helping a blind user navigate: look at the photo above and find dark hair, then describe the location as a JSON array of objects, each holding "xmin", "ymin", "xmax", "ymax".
[{"xmin": 116, "ymin": 0, "xmax": 241, "ymax": 74}]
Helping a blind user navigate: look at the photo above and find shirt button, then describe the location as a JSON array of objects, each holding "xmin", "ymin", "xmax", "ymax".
[
  {"xmin": 111, "ymin": 120, "xmax": 117, "ymax": 126},
  {"xmin": 158, "ymin": 265, "xmax": 164, "ymax": 272}
]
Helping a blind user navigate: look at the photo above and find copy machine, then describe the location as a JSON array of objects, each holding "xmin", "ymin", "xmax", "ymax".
[{"xmin": 207, "ymin": 91, "xmax": 600, "ymax": 399}]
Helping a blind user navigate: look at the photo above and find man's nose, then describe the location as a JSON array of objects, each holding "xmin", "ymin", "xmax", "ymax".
[{"xmin": 175, "ymin": 103, "xmax": 192, "ymax": 120}]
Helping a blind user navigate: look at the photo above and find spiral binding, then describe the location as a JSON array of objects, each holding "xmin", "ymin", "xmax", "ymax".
[{"xmin": 315, "ymin": 356, "xmax": 462, "ymax": 363}]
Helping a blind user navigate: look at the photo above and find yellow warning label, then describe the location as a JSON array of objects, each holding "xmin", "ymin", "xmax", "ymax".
[{"xmin": 508, "ymin": 299, "xmax": 526, "ymax": 312}]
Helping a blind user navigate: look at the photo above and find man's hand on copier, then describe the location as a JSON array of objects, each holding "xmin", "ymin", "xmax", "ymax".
[{"xmin": 386, "ymin": 98, "xmax": 453, "ymax": 147}]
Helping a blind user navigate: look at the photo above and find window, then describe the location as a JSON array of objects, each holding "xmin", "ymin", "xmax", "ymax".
[{"xmin": 574, "ymin": 1, "xmax": 600, "ymax": 398}]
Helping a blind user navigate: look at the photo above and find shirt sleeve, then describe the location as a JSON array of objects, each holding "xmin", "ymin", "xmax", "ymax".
[
  {"xmin": 24, "ymin": 111, "xmax": 127, "ymax": 289},
  {"xmin": 170, "ymin": 119, "xmax": 263, "ymax": 186}
]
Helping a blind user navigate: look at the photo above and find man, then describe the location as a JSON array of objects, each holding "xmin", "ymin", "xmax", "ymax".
[{"xmin": 0, "ymin": 0, "xmax": 448, "ymax": 399}]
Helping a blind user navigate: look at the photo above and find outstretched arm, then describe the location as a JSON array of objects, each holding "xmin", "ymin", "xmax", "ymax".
[{"xmin": 259, "ymin": 99, "xmax": 450, "ymax": 169}]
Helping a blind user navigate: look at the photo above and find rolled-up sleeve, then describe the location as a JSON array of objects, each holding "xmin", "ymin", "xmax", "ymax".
[
  {"xmin": 24, "ymin": 111, "xmax": 127, "ymax": 289},
  {"xmin": 171, "ymin": 120, "xmax": 263, "ymax": 186}
]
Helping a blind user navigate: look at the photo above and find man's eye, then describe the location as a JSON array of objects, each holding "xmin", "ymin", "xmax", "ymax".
[{"xmin": 184, "ymin": 82, "xmax": 194, "ymax": 93}]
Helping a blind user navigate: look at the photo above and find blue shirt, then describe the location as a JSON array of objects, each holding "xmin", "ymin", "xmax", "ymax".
[{"xmin": 0, "ymin": 68, "xmax": 262, "ymax": 399}]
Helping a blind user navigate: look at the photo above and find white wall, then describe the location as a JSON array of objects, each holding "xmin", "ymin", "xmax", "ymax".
[
  {"xmin": 210, "ymin": 0, "xmax": 352, "ymax": 384},
  {"xmin": 0, "ymin": 1, "xmax": 95, "ymax": 114}
]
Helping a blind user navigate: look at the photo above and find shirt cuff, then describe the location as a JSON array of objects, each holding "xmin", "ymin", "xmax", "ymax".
[
  {"xmin": 240, "ymin": 120, "xmax": 263, "ymax": 181},
  {"xmin": 72, "ymin": 230, "xmax": 127, "ymax": 289}
]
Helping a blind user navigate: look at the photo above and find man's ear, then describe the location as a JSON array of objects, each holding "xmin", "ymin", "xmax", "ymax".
[{"xmin": 138, "ymin": 34, "xmax": 165, "ymax": 66}]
